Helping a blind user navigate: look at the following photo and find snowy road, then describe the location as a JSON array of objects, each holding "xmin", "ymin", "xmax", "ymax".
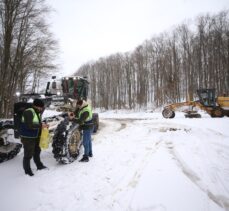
[{"xmin": 0, "ymin": 111, "xmax": 229, "ymax": 211}]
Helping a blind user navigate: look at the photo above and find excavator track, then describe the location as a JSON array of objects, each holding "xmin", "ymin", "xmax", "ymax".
[{"xmin": 0, "ymin": 120, "xmax": 22, "ymax": 163}]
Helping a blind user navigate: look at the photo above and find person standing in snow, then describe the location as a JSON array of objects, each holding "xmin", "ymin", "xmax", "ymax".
[
  {"xmin": 20, "ymin": 99, "xmax": 48, "ymax": 176},
  {"xmin": 69, "ymin": 99, "xmax": 94, "ymax": 162}
]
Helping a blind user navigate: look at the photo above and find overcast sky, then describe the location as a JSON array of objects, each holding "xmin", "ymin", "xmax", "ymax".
[{"xmin": 47, "ymin": 0, "xmax": 228, "ymax": 76}]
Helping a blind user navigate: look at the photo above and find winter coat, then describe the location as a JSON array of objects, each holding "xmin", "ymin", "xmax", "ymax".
[
  {"xmin": 20, "ymin": 107, "xmax": 42, "ymax": 139},
  {"xmin": 74, "ymin": 101, "xmax": 93, "ymax": 130}
]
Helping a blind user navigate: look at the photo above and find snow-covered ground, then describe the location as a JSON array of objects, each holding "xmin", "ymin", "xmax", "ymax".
[{"xmin": 0, "ymin": 110, "xmax": 229, "ymax": 211}]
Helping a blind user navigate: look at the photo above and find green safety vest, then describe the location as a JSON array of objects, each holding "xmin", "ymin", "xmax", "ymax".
[
  {"xmin": 79, "ymin": 105, "xmax": 92, "ymax": 122},
  {"xmin": 22, "ymin": 108, "xmax": 40, "ymax": 123},
  {"xmin": 20, "ymin": 108, "xmax": 41, "ymax": 138}
]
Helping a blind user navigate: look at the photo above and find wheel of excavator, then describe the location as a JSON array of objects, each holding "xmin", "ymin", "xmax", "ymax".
[
  {"xmin": 211, "ymin": 108, "xmax": 224, "ymax": 118},
  {"xmin": 170, "ymin": 111, "xmax": 175, "ymax": 118},
  {"xmin": 67, "ymin": 128, "xmax": 81, "ymax": 159},
  {"xmin": 52, "ymin": 119, "xmax": 82, "ymax": 164},
  {"xmin": 162, "ymin": 108, "xmax": 175, "ymax": 118}
]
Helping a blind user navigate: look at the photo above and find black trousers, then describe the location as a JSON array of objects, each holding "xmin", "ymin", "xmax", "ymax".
[{"xmin": 21, "ymin": 138, "xmax": 43, "ymax": 173}]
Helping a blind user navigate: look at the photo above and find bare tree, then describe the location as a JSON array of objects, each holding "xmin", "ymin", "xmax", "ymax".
[{"xmin": 0, "ymin": 0, "xmax": 58, "ymax": 117}]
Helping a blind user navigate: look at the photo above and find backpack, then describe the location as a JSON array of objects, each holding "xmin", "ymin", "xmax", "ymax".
[{"xmin": 13, "ymin": 102, "xmax": 32, "ymax": 138}]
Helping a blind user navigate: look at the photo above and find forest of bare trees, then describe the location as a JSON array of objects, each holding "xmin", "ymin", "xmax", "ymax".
[
  {"xmin": 76, "ymin": 10, "xmax": 229, "ymax": 110},
  {"xmin": 0, "ymin": 0, "xmax": 58, "ymax": 118}
]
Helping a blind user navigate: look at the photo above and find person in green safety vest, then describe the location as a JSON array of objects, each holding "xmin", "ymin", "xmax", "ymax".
[
  {"xmin": 69, "ymin": 99, "xmax": 94, "ymax": 162},
  {"xmin": 20, "ymin": 99, "xmax": 48, "ymax": 176}
]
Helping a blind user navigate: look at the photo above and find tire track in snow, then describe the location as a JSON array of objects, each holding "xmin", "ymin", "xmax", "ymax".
[
  {"xmin": 165, "ymin": 136, "xmax": 229, "ymax": 210},
  {"xmin": 145, "ymin": 120, "xmax": 229, "ymax": 209},
  {"xmin": 96, "ymin": 118, "xmax": 164, "ymax": 210},
  {"xmin": 110, "ymin": 138, "xmax": 164, "ymax": 211},
  {"xmin": 136, "ymin": 119, "xmax": 229, "ymax": 210},
  {"xmin": 100, "ymin": 119, "xmax": 229, "ymax": 210}
]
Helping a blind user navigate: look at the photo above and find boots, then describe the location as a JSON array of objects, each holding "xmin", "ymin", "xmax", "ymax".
[
  {"xmin": 23, "ymin": 158, "xmax": 34, "ymax": 176},
  {"xmin": 79, "ymin": 155, "xmax": 89, "ymax": 162},
  {"xmin": 26, "ymin": 171, "xmax": 34, "ymax": 176},
  {"xmin": 37, "ymin": 164, "xmax": 47, "ymax": 170},
  {"xmin": 34, "ymin": 152, "xmax": 47, "ymax": 170}
]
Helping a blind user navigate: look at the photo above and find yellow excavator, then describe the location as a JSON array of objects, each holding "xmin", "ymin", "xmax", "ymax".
[{"xmin": 162, "ymin": 89, "xmax": 229, "ymax": 118}]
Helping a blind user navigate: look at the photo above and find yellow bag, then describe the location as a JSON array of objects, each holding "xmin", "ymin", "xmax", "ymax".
[{"xmin": 39, "ymin": 128, "xmax": 50, "ymax": 150}]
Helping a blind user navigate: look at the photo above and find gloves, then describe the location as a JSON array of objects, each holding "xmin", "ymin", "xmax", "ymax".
[{"xmin": 68, "ymin": 112, "xmax": 75, "ymax": 120}]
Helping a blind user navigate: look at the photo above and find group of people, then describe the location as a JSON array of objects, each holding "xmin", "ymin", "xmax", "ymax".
[{"xmin": 20, "ymin": 98, "xmax": 93, "ymax": 176}]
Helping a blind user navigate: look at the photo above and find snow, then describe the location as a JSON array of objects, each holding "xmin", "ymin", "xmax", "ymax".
[{"xmin": 0, "ymin": 110, "xmax": 229, "ymax": 211}]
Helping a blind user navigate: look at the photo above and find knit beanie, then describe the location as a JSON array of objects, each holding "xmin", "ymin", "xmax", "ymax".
[
  {"xmin": 33, "ymin": 98, "xmax": 45, "ymax": 108},
  {"xmin": 76, "ymin": 99, "xmax": 83, "ymax": 106}
]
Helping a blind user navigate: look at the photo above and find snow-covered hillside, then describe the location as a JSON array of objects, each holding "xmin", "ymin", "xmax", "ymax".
[{"xmin": 0, "ymin": 111, "xmax": 229, "ymax": 211}]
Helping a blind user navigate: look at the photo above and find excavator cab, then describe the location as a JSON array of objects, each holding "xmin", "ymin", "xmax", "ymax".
[
  {"xmin": 61, "ymin": 77, "xmax": 89, "ymax": 101},
  {"xmin": 197, "ymin": 89, "xmax": 216, "ymax": 107}
]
